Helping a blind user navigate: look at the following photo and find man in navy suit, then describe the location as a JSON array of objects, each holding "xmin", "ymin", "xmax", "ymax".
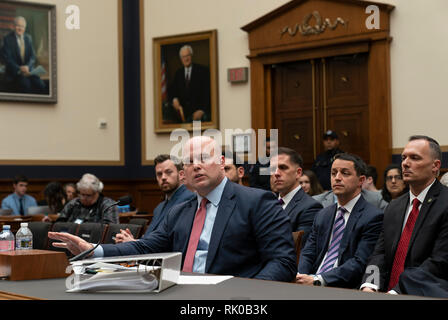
[
  {"xmin": 115, "ymin": 154, "xmax": 195, "ymax": 243},
  {"xmin": 0, "ymin": 16, "xmax": 46, "ymax": 94},
  {"xmin": 296, "ymin": 153, "xmax": 383, "ymax": 288},
  {"xmin": 49, "ymin": 136, "xmax": 297, "ymax": 282},
  {"xmin": 270, "ymin": 147, "xmax": 322, "ymax": 245}
]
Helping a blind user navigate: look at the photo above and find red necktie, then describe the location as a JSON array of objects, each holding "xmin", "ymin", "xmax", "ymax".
[
  {"xmin": 182, "ymin": 198, "xmax": 208, "ymax": 272},
  {"xmin": 388, "ymin": 198, "xmax": 421, "ymax": 290}
]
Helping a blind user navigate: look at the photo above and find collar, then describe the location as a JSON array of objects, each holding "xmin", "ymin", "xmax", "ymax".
[
  {"xmin": 197, "ymin": 177, "xmax": 228, "ymax": 208},
  {"xmin": 337, "ymin": 193, "xmax": 361, "ymax": 214},
  {"xmin": 279, "ymin": 184, "xmax": 301, "ymax": 207},
  {"xmin": 409, "ymin": 178, "xmax": 436, "ymax": 206}
]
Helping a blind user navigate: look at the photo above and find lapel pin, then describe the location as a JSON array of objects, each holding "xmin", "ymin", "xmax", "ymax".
[{"xmin": 428, "ymin": 198, "xmax": 432, "ymax": 203}]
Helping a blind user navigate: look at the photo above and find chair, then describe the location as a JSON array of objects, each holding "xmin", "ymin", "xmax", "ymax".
[
  {"xmin": 0, "ymin": 208, "xmax": 13, "ymax": 216},
  {"xmin": 128, "ymin": 218, "xmax": 150, "ymax": 237},
  {"xmin": 28, "ymin": 221, "xmax": 52, "ymax": 250},
  {"xmin": 292, "ymin": 230, "xmax": 305, "ymax": 265},
  {"xmin": 76, "ymin": 223, "xmax": 108, "ymax": 244},
  {"xmin": 103, "ymin": 223, "xmax": 142, "ymax": 244},
  {"xmin": 26, "ymin": 205, "xmax": 50, "ymax": 215}
]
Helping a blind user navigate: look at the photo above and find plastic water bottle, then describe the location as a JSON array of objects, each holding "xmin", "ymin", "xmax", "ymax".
[
  {"xmin": 0, "ymin": 225, "xmax": 15, "ymax": 251},
  {"xmin": 15, "ymin": 223, "xmax": 33, "ymax": 250}
]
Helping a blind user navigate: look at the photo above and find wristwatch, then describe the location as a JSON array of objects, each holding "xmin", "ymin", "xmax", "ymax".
[{"xmin": 313, "ymin": 275, "xmax": 322, "ymax": 286}]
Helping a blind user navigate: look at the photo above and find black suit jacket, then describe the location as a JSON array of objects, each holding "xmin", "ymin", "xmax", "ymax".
[
  {"xmin": 299, "ymin": 195, "xmax": 383, "ymax": 288},
  {"xmin": 283, "ymin": 188, "xmax": 322, "ymax": 245},
  {"xmin": 1, "ymin": 32, "xmax": 36, "ymax": 81},
  {"xmin": 102, "ymin": 180, "xmax": 297, "ymax": 282},
  {"xmin": 362, "ymin": 180, "xmax": 448, "ymax": 293}
]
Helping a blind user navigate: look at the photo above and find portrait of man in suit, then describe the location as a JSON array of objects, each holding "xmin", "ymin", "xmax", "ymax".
[
  {"xmin": 361, "ymin": 135, "xmax": 448, "ymax": 297},
  {"xmin": 296, "ymin": 153, "xmax": 383, "ymax": 288},
  {"xmin": 0, "ymin": 15, "xmax": 47, "ymax": 95}
]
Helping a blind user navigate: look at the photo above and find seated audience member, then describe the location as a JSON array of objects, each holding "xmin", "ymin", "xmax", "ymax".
[
  {"xmin": 223, "ymin": 152, "xmax": 245, "ymax": 185},
  {"xmin": 115, "ymin": 154, "xmax": 195, "ymax": 243},
  {"xmin": 1, "ymin": 174, "xmax": 37, "ymax": 215},
  {"xmin": 49, "ymin": 136, "xmax": 297, "ymax": 282},
  {"xmin": 299, "ymin": 169, "xmax": 324, "ymax": 196},
  {"xmin": 361, "ymin": 135, "xmax": 448, "ymax": 296},
  {"xmin": 362, "ymin": 165, "xmax": 379, "ymax": 192},
  {"xmin": 64, "ymin": 183, "xmax": 78, "ymax": 201},
  {"xmin": 440, "ymin": 172, "xmax": 448, "ymax": 187},
  {"xmin": 44, "ymin": 181, "xmax": 68, "ymax": 214},
  {"xmin": 248, "ymin": 136, "xmax": 275, "ymax": 191},
  {"xmin": 313, "ymin": 185, "xmax": 388, "ymax": 211},
  {"xmin": 296, "ymin": 153, "xmax": 383, "ymax": 288},
  {"xmin": 270, "ymin": 147, "xmax": 323, "ymax": 244},
  {"xmin": 381, "ymin": 163, "xmax": 409, "ymax": 203},
  {"xmin": 56, "ymin": 173, "xmax": 118, "ymax": 224}
]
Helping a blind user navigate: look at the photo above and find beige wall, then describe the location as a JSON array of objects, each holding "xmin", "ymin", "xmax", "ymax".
[{"xmin": 0, "ymin": 0, "xmax": 122, "ymax": 163}]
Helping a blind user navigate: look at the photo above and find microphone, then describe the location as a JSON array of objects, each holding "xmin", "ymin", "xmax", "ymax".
[{"xmin": 68, "ymin": 195, "xmax": 133, "ymax": 262}]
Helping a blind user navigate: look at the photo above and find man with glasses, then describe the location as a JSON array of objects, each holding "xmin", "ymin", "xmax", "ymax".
[{"xmin": 56, "ymin": 173, "xmax": 118, "ymax": 224}]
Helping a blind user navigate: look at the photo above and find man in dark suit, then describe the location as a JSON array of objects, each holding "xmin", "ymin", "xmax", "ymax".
[
  {"xmin": 361, "ymin": 135, "xmax": 448, "ymax": 296},
  {"xmin": 0, "ymin": 16, "xmax": 46, "ymax": 94},
  {"xmin": 49, "ymin": 136, "xmax": 297, "ymax": 282},
  {"xmin": 296, "ymin": 153, "xmax": 383, "ymax": 288},
  {"xmin": 270, "ymin": 147, "xmax": 322, "ymax": 244},
  {"xmin": 167, "ymin": 45, "xmax": 210, "ymax": 123},
  {"xmin": 115, "ymin": 154, "xmax": 195, "ymax": 243}
]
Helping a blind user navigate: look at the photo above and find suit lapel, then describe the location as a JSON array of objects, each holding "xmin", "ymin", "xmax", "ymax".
[
  {"xmin": 316, "ymin": 204, "xmax": 337, "ymax": 265},
  {"xmin": 179, "ymin": 199, "xmax": 199, "ymax": 255},
  {"xmin": 390, "ymin": 194, "xmax": 410, "ymax": 253},
  {"xmin": 338, "ymin": 196, "xmax": 365, "ymax": 257},
  {"xmin": 205, "ymin": 182, "xmax": 236, "ymax": 272},
  {"xmin": 284, "ymin": 188, "xmax": 304, "ymax": 216}
]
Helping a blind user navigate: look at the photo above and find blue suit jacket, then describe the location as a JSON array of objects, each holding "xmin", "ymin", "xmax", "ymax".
[
  {"xmin": 102, "ymin": 180, "xmax": 297, "ymax": 282},
  {"xmin": 284, "ymin": 188, "xmax": 322, "ymax": 245},
  {"xmin": 298, "ymin": 195, "xmax": 383, "ymax": 288},
  {"xmin": 144, "ymin": 184, "xmax": 195, "ymax": 236},
  {"xmin": 1, "ymin": 32, "xmax": 36, "ymax": 81}
]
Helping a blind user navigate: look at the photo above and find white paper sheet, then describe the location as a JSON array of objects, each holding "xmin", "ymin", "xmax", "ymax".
[{"xmin": 177, "ymin": 275, "xmax": 233, "ymax": 285}]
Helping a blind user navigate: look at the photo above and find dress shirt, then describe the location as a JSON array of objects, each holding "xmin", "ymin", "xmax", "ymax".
[
  {"xmin": 279, "ymin": 185, "xmax": 302, "ymax": 209},
  {"xmin": 314, "ymin": 193, "xmax": 361, "ymax": 285},
  {"xmin": 1, "ymin": 193, "xmax": 37, "ymax": 216},
  {"xmin": 360, "ymin": 179, "xmax": 436, "ymax": 293},
  {"xmin": 184, "ymin": 66, "xmax": 192, "ymax": 80},
  {"xmin": 93, "ymin": 177, "xmax": 228, "ymax": 266}
]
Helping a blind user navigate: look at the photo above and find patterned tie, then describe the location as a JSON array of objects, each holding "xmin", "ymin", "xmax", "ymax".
[
  {"xmin": 318, "ymin": 207, "xmax": 347, "ymax": 274},
  {"xmin": 278, "ymin": 198, "xmax": 284, "ymax": 205},
  {"xmin": 182, "ymin": 198, "xmax": 209, "ymax": 272},
  {"xmin": 388, "ymin": 198, "xmax": 421, "ymax": 290}
]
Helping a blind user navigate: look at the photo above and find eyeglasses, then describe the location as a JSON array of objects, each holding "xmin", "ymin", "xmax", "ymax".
[{"xmin": 386, "ymin": 175, "xmax": 403, "ymax": 182}]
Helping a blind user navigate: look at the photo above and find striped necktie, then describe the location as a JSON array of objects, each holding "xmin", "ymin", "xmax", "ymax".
[{"xmin": 318, "ymin": 207, "xmax": 347, "ymax": 274}]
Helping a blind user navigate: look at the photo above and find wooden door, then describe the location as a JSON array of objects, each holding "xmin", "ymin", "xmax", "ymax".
[{"xmin": 272, "ymin": 53, "xmax": 369, "ymax": 169}]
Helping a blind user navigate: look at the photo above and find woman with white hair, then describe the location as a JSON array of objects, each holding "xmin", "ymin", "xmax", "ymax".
[{"xmin": 56, "ymin": 173, "xmax": 118, "ymax": 224}]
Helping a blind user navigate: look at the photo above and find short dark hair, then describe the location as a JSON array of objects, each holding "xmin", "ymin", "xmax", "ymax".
[
  {"xmin": 365, "ymin": 165, "xmax": 378, "ymax": 184},
  {"xmin": 333, "ymin": 153, "xmax": 367, "ymax": 176},
  {"xmin": 408, "ymin": 135, "xmax": 442, "ymax": 161},
  {"xmin": 277, "ymin": 147, "xmax": 303, "ymax": 168},
  {"xmin": 222, "ymin": 151, "xmax": 244, "ymax": 168},
  {"xmin": 13, "ymin": 174, "xmax": 28, "ymax": 184},
  {"xmin": 154, "ymin": 154, "xmax": 183, "ymax": 172}
]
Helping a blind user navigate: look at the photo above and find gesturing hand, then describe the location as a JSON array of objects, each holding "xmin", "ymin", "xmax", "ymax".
[{"xmin": 48, "ymin": 232, "xmax": 93, "ymax": 256}]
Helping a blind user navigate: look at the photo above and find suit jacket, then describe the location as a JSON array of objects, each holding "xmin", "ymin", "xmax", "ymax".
[
  {"xmin": 299, "ymin": 195, "xmax": 383, "ymax": 288},
  {"xmin": 362, "ymin": 180, "xmax": 448, "ymax": 293},
  {"xmin": 284, "ymin": 188, "xmax": 322, "ymax": 245},
  {"xmin": 168, "ymin": 63, "xmax": 210, "ymax": 122},
  {"xmin": 102, "ymin": 180, "xmax": 297, "ymax": 282},
  {"xmin": 313, "ymin": 189, "xmax": 388, "ymax": 211},
  {"xmin": 1, "ymin": 32, "xmax": 36, "ymax": 81},
  {"xmin": 144, "ymin": 184, "xmax": 195, "ymax": 236}
]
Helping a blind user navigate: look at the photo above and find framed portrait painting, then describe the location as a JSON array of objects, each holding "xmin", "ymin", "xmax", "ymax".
[
  {"xmin": 0, "ymin": 1, "xmax": 57, "ymax": 103},
  {"xmin": 153, "ymin": 30, "xmax": 218, "ymax": 133}
]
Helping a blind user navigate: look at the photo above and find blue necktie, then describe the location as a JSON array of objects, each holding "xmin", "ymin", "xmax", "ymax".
[{"xmin": 318, "ymin": 207, "xmax": 347, "ymax": 274}]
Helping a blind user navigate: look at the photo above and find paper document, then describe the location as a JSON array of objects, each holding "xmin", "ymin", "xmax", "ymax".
[
  {"xmin": 30, "ymin": 65, "xmax": 46, "ymax": 77},
  {"xmin": 177, "ymin": 275, "xmax": 233, "ymax": 285}
]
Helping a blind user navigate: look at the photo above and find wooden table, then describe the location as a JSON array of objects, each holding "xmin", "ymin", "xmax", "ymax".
[{"xmin": 0, "ymin": 216, "xmax": 32, "ymax": 233}]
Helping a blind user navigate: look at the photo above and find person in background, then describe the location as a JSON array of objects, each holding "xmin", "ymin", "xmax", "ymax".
[
  {"xmin": 1, "ymin": 174, "xmax": 37, "ymax": 215},
  {"xmin": 115, "ymin": 154, "xmax": 195, "ymax": 243},
  {"xmin": 299, "ymin": 169, "xmax": 324, "ymax": 196},
  {"xmin": 440, "ymin": 172, "xmax": 448, "ymax": 187},
  {"xmin": 249, "ymin": 136, "xmax": 276, "ymax": 191},
  {"xmin": 362, "ymin": 165, "xmax": 380, "ymax": 192},
  {"xmin": 312, "ymin": 130, "xmax": 344, "ymax": 191},
  {"xmin": 223, "ymin": 152, "xmax": 245, "ymax": 185},
  {"xmin": 44, "ymin": 182, "xmax": 68, "ymax": 214},
  {"xmin": 381, "ymin": 163, "xmax": 409, "ymax": 203},
  {"xmin": 56, "ymin": 173, "xmax": 118, "ymax": 224},
  {"xmin": 64, "ymin": 183, "xmax": 78, "ymax": 201}
]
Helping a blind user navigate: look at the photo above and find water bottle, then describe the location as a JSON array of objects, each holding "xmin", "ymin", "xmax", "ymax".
[
  {"xmin": 15, "ymin": 222, "xmax": 33, "ymax": 250},
  {"xmin": 0, "ymin": 225, "xmax": 15, "ymax": 251}
]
